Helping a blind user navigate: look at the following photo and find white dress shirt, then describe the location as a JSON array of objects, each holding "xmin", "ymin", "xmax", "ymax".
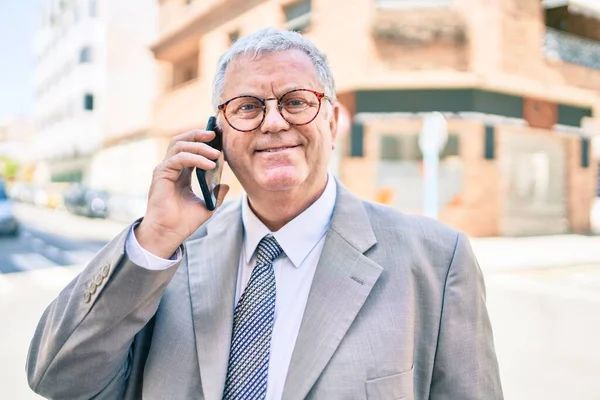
[{"xmin": 125, "ymin": 175, "xmax": 337, "ymax": 400}]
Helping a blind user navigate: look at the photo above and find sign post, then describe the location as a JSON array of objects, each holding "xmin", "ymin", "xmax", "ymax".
[{"xmin": 418, "ymin": 112, "xmax": 448, "ymax": 219}]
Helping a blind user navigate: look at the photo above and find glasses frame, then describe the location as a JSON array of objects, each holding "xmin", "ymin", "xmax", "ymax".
[{"xmin": 217, "ymin": 89, "xmax": 330, "ymax": 132}]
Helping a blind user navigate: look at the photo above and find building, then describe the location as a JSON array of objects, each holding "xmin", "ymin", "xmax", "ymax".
[
  {"xmin": 0, "ymin": 117, "xmax": 35, "ymax": 181},
  {"xmin": 149, "ymin": 0, "xmax": 599, "ymax": 237},
  {"xmin": 33, "ymin": 0, "xmax": 158, "ymax": 206}
]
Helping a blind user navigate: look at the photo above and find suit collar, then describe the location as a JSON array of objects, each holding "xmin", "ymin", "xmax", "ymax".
[
  {"xmin": 330, "ymin": 179, "xmax": 378, "ymax": 253},
  {"xmin": 283, "ymin": 181, "xmax": 383, "ymax": 399}
]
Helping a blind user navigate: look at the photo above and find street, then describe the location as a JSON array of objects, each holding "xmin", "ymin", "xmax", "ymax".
[
  {"xmin": 0, "ymin": 225, "xmax": 106, "ymax": 274},
  {"xmin": 1, "ymin": 205, "xmax": 599, "ymax": 399},
  {"xmin": 0, "ymin": 203, "xmax": 127, "ymax": 273}
]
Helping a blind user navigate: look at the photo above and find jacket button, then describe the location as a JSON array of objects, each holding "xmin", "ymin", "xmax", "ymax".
[
  {"xmin": 83, "ymin": 291, "xmax": 91, "ymax": 303},
  {"xmin": 89, "ymin": 282, "xmax": 98, "ymax": 295},
  {"xmin": 94, "ymin": 274, "xmax": 104, "ymax": 286},
  {"xmin": 102, "ymin": 264, "xmax": 110, "ymax": 277}
]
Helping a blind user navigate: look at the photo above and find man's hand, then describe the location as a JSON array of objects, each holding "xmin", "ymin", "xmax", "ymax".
[{"xmin": 135, "ymin": 128, "xmax": 230, "ymax": 258}]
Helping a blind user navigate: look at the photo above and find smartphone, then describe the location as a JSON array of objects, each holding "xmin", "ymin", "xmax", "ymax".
[{"xmin": 196, "ymin": 116, "xmax": 224, "ymax": 211}]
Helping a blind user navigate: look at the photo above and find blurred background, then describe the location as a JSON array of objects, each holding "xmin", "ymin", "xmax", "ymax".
[{"xmin": 1, "ymin": 0, "xmax": 600, "ymax": 398}]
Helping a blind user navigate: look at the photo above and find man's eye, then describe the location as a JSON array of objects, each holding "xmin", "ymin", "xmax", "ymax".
[
  {"xmin": 239, "ymin": 104, "xmax": 259, "ymax": 111},
  {"xmin": 285, "ymin": 99, "xmax": 306, "ymax": 107}
]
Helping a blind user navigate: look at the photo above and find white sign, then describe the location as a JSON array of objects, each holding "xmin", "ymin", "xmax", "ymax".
[{"xmin": 419, "ymin": 112, "xmax": 448, "ymax": 220}]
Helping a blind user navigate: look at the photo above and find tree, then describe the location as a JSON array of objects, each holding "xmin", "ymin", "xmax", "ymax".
[{"xmin": 0, "ymin": 156, "xmax": 20, "ymax": 181}]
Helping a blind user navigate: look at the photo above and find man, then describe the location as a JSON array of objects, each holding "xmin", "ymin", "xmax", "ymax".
[{"xmin": 27, "ymin": 28, "xmax": 503, "ymax": 400}]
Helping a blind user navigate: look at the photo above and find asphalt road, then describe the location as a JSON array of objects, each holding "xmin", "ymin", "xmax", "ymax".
[{"xmin": 0, "ymin": 224, "xmax": 107, "ymax": 274}]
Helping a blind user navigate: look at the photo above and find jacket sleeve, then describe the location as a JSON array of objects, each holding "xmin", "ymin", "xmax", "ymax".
[
  {"xmin": 429, "ymin": 232, "xmax": 504, "ymax": 400},
  {"xmin": 26, "ymin": 222, "xmax": 181, "ymax": 400}
]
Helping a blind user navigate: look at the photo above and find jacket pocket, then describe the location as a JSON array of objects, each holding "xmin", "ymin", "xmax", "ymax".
[{"xmin": 365, "ymin": 366, "xmax": 414, "ymax": 400}]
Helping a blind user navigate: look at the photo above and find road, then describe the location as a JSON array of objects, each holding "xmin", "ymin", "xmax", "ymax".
[
  {"xmin": 1, "ymin": 204, "xmax": 599, "ymax": 399},
  {"xmin": 0, "ymin": 202, "xmax": 127, "ymax": 274},
  {"xmin": 0, "ymin": 224, "xmax": 106, "ymax": 274}
]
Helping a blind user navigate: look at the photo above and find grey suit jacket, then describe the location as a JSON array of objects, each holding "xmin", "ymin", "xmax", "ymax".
[{"xmin": 27, "ymin": 182, "xmax": 503, "ymax": 400}]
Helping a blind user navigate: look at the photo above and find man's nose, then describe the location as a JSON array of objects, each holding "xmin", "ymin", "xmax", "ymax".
[{"xmin": 260, "ymin": 100, "xmax": 289, "ymax": 134}]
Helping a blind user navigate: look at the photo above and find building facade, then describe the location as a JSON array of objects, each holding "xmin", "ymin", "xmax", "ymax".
[
  {"xmin": 149, "ymin": 0, "xmax": 599, "ymax": 236},
  {"xmin": 33, "ymin": 0, "xmax": 158, "ymax": 210}
]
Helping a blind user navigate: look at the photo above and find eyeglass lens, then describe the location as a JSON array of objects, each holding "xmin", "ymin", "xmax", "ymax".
[{"xmin": 224, "ymin": 90, "xmax": 321, "ymax": 131}]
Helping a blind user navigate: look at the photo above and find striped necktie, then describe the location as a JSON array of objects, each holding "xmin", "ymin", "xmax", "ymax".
[{"xmin": 223, "ymin": 235, "xmax": 283, "ymax": 400}]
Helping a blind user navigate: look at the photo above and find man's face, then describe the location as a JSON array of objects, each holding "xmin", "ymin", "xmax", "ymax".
[{"xmin": 218, "ymin": 49, "xmax": 338, "ymax": 195}]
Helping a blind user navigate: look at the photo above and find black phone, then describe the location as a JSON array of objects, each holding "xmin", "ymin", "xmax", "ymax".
[{"xmin": 196, "ymin": 116, "xmax": 224, "ymax": 211}]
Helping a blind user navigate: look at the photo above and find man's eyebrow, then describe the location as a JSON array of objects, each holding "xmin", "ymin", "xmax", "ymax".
[{"xmin": 276, "ymin": 85, "xmax": 300, "ymax": 95}]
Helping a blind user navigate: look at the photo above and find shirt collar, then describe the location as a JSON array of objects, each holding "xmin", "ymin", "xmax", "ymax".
[{"xmin": 242, "ymin": 174, "xmax": 337, "ymax": 268}]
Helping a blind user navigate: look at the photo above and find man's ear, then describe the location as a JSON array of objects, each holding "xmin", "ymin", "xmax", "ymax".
[{"xmin": 329, "ymin": 102, "xmax": 340, "ymax": 149}]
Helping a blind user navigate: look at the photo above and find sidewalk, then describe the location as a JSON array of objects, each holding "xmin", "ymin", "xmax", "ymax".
[{"xmin": 470, "ymin": 234, "xmax": 600, "ymax": 272}]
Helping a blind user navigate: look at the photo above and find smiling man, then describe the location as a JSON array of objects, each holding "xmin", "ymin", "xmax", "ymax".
[{"xmin": 27, "ymin": 28, "xmax": 503, "ymax": 400}]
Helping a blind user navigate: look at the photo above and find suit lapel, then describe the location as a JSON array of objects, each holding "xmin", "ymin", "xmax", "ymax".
[
  {"xmin": 186, "ymin": 203, "xmax": 243, "ymax": 400},
  {"xmin": 283, "ymin": 183, "xmax": 383, "ymax": 400}
]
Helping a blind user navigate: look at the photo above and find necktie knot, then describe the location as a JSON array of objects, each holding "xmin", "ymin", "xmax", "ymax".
[{"xmin": 256, "ymin": 236, "xmax": 283, "ymax": 265}]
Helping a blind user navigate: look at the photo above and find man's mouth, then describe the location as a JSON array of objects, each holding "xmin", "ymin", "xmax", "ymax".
[{"xmin": 256, "ymin": 145, "xmax": 299, "ymax": 153}]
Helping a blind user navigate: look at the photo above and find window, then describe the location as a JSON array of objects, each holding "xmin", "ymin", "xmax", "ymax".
[
  {"xmin": 79, "ymin": 46, "xmax": 92, "ymax": 63},
  {"xmin": 229, "ymin": 30, "xmax": 240, "ymax": 45},
  {"xmin": 379, "ymin": 133, "xmax": 460, "ymax": 161},
  {"xmin": 84, "ymin": 93, "xmax": 94, "ymax": 110},
  {"xmin": 172, "ymin": 53, "xmax": 199, "ymax": 87},
  {"xmin": 284, "ymin": 0, "xmax": 311, "ymax": 33}
]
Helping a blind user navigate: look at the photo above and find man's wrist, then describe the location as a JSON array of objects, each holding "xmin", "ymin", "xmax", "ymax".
[{"xmin": 134, "ymin": 220, "xmax": 183, "ymax": 259}]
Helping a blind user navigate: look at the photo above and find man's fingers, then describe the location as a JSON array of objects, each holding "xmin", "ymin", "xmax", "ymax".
[
  {"xmin": 156, "ymin": 153, "xmax": 216, "ymax": 182},
  {"xmin": 165, "ymin": 141, "xmax": 221, "ymax": 160},
  {"xmin": 168, "ymin": 129, "xmax": 215, "ymax": 150}
]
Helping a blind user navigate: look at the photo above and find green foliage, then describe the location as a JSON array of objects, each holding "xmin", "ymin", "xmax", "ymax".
[{"xmin": 0, "ymin": 156, "xmax": 20, "ymax": 180}]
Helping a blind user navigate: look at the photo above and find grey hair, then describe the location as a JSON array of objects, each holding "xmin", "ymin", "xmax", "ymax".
[{"xmin": 212, "ymin": 27, "xmax": 336, "ymax": 110}]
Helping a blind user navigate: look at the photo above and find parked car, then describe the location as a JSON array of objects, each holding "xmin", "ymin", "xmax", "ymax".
[
  {"xmin": 0, "ymin": 180, "xmax": 19, "ymax": 236},
  {"xmin": 63, "ymin": 184, "xmax": 110, "ymax": 218}
]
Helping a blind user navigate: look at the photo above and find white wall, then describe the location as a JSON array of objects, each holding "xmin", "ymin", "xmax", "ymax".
[
  {"xmin": 104, "ymin": 0, "xmax": 158, "ymax": 139},
  {"xmin": 89, "ymin": 137, "xmax": 157, "ymax": 196}
]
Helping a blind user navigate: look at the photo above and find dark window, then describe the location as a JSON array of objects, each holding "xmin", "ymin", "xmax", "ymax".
[
  {"xmin": 172, "ymin": 53, "xmax": 199, "ymax": 87},
  {"xmin": 284, "ymin": 0, "xmax": 311, "ymax": 32},
  {"xmin": 79, "ymin": 46, "xmax": 92, "ymax": 63},
  {"xmin": 84, "ymin": 93, "xmax": 94, "ymax": 110},
  {"xmin": 350, "ymin": 123, "xmax": 364, "ymax": 157},
  {"xmin": 544, "ymin": 5, "xmax": 569, "ymax": 32},
  {"xmin": 581, "ymin": 137, "xmax": 590, "ymax": 168},
  {"xmin": 0, "ymin": 184, "xmax": 7, "ymax": 200},
  {"xmin": 379, "ymin": 133, "xmax": 460, "ymax": 161},
  {"xmin": 229, "ymin": 30, "xmax": 240, "ymax": 45},
  {"xmin": 484, "ymin": 125, "xmax": 495, "ymax": 159},
  {"xmin": 380, "ymin": 136, "xmax": 401, "ymax": 160}
]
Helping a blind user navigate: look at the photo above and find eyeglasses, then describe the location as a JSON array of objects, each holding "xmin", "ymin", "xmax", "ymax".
[{"xmin": 217, "ymin": 89, "xmax": 330, "ymax": 132}]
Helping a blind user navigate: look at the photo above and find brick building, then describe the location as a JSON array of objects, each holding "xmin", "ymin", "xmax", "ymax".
[{"xmin": 149, "ymin": 0, "xmax": 599, "ymax": 236}]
